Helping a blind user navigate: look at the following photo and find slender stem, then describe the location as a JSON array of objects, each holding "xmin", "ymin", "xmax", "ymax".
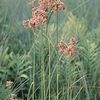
[
  {"xmin": 40, "ymin": 49, "xmax": 43, "ymax": 100},
  {"xmin": 56, "ymin": 10, "xmax": 59, "ymax": 100},
  {"xmin": 46, "ymin": 19, "xmax": 51, "ymax": 100},
  {"xmin": 40, "ymin": 28, "xmax": 45, "ymax": 100},
  {"xmin": 48, "ymin": 29, "xmax": 51, "ymax": 100},
  {"xmin": 45, "ymin": 11, "xmax": 53, "ymax": 100},
  {"xmin": 32, "ymin": 30, "xmax": 35, "ymax": 100}
]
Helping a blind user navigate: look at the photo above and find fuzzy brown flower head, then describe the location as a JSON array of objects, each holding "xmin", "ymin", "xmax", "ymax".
[
  {"xmin": 57, "ymin": 37, "xmax": 77, "ymax": 57},
  {"xmin": 32, "ymin": 8, "xmax": 47, "ymax": 23},
  {"xmin": 53, "ymin": 1, "xmax": 65, "ymax": 12},
  {"xmin": 23, "ymin": 0, "xmax": 65, "ymax": 28},
  {"xmin": 10, "ymin": 94, "xmax": 17, "ymax": 100},
  {"xmin": 30, "ymin": 18, "xmax": 40, "ymax": 28},
  {"xmin": 23, "ymin": 19, "xmax": 32, "ymax": 28},
  {"xmin": 48, "ymin": 0, "xmax": 55, "ymax": 8},
  {"xmin": 68, "ymin": 36, "xmax": 77, "ymax": 45},
  {"xmin": 6, "ymin": 80, "xmax": 13, "ymax": 88},
  {"xmin": 67, "ymin": 45, "xmax": 77, "ymax": 56},
  {"xmin": 57, "ymin": 41, "xmax": 67, "ymax": 53},
  {"xmin": 38, "ymin": 0, "xmax": 48, "ymax": 10}
]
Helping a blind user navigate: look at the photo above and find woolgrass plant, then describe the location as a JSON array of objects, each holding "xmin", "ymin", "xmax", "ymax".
[{"xmin": 0, "ymin": 0, "xmax": 100, "ymax": 100}]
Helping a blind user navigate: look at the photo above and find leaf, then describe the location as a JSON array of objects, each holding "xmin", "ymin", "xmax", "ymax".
[{"xmin": 20, "ymin": 74, "xmax": 29, "ymax": 79}]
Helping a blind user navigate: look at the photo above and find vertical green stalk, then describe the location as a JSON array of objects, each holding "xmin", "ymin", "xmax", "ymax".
[
  {"xmin": 69, "ymin": 63, "xmax": 72, "ymax": 100},
  {"xmin": 66, "ymin": 61, "xmax": 69, "ymax": 100},
  {"xmin": 45, "ymin": 11, "xmax": 53, "ymax": 100},
  {"xmin": 45, "ymin": 21, "xmax": 51, "ymax": 100},
  {"xmin": 40, "ymin": 28, "xmax": 45, "ymax": 100},
  {"xmin": 67, "ymin": 82, "xmax": 70, "ymax": 100},
  {"xmin": 56, "ymin": 10, "xmax": 59, "ymax": 100},
  {"xmin": 32, "ymin": 30, "xmax": 35, "ymax": 100},
  {"xmin": 48, "ymin": 27, "xmax": 51, "ymax": 100},
  {"xmin": 66, "ymin": 58, "xmax": 72, "ymax": 100}
]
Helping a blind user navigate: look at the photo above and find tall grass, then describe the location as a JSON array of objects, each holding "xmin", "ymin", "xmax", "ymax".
[{"xmin": 0, "ymin": 0, "xmax": 100, "ymax": 100}]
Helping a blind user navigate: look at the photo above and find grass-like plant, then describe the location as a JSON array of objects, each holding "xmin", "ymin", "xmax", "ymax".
[{"xmin": 0, "ymin": 0, "xmax": 100, "ymax": 100}]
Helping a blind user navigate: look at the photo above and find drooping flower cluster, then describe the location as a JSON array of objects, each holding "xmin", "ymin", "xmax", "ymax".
[
  {"xmin": 57, "ymin": 37, "xmax": 77, "ymax": 56},
  {"xmin": 23, "ymin": 0, "xmax": 64, "ymax": 28}
]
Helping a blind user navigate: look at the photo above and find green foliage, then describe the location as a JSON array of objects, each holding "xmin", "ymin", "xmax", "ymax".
[{"xmin": 0, "ymin": 0, "xmax": 100, "ymax": 100}]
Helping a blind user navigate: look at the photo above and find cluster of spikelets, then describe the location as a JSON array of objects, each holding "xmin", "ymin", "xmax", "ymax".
[
  {"xmin": 6, "ymin": 80, "xmax": 13, "ymax": 88},
  {"xmin": 23, "ymin": 0, "xmax": 65, "ymax": 28},
  {"xmin": 5, "ymin": 80, "xmax": 18, "ymax": 100},
  {"xmin": 57, "ymin": 37, "xmax": 77, "ymax": 56},
  {"xmin": 23, "ymin": 1, "xmax": 77, "ymax": 57}
]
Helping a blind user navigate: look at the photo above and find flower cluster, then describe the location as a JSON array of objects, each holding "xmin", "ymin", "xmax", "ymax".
[
  {"xmin": 23, "ymin": 0, "xmax": 64, "ymax": 28},
  {"xmin": 5, "ymin": 81, "xmax": 20, "ymax": 100},
  {"xmin": 57, "ymin": 37, "xmax": 77, "ymax": 56},
  {"xmin": 5, "ymin": 80, "xmax": 14, "ymax": 88},
  {"xmin": 10, "ymin": 94, "xmax": 18, "ymax": 100}
]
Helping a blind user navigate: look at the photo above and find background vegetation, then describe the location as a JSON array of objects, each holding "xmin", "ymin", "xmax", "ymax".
[{"xmin": 0, "ymin": 0, "xmax": 100, "ymax": 100}]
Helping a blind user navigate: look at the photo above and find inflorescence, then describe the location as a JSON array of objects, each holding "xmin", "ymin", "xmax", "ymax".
[
  {"xmin": 57, "ymin": 37, "xmax": 77, "ymax": 56},
  {"xmin": 23, "ymin": 0, "xmax": 64, "ymax": 28}
]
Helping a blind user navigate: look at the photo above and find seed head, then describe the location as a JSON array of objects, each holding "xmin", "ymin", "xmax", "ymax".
[{"xmin": 6, "ymin": 80, "xmax": 13, "ymax": 88}]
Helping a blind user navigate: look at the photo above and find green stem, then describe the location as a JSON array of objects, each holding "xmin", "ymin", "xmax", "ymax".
[
  {"xmin": 56, "ymin": 10, "xmax": 59, "ymax": 100},
  {"xmin": 48, "ymin": 32, "xmax": 51, "ymax": 100},
  {"xmin": 47, "ymin": 20, "xmax": 51, "ymax": 100},
  {"xmin": 32, "ymin": 30, "xmax": 35, "ymax": 100},
  {"xmin": 45, "ymin": 11, "xmax": 53, "ymax": 100},
  {"xmin": 40, "ymin": 28, "xmax": 45, "ymax": 100}
]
